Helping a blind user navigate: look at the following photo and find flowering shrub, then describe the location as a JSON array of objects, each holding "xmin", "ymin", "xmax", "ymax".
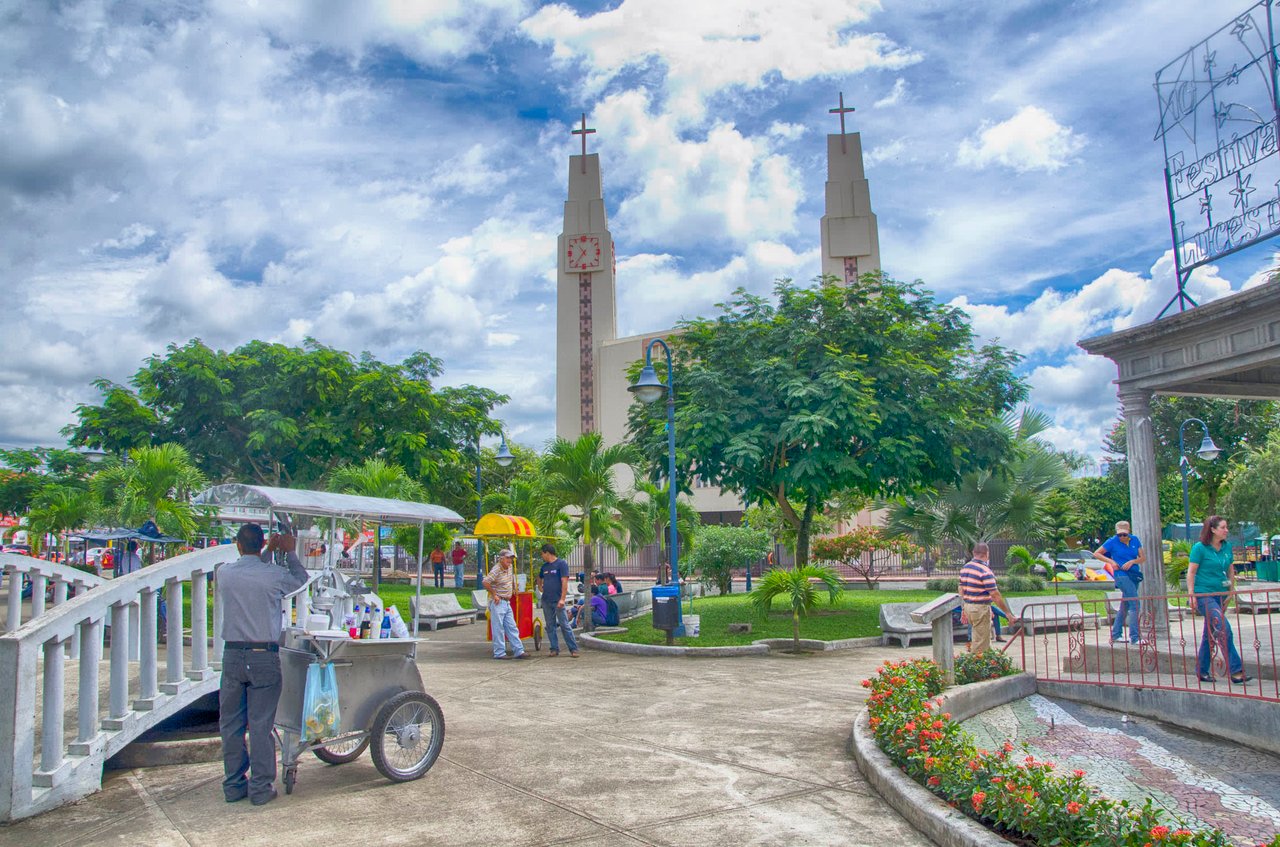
[
  {"xmin": 862, "ymin": 659, "xmax": 1279, "ymax": 847},
  {"xmin": 954, "ymin": 649, "xmax": 1018, "ymax": 685}
]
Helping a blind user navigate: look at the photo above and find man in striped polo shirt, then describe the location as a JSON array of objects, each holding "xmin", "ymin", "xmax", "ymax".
[
  {"xmin": 483, "ymin": 547, "xmax": 530, "ymax": 660},
  {"xmin": 959, "ymin": 542, "xmax": 1018, "ymax": 654}
]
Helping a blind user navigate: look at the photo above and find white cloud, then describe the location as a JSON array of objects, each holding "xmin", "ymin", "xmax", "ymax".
[
  {"xmin": 521, "ymin": 0, "xmax": 919, "ymax": 122},
  {"xmin": 767, "ymin": 121, "xmax": 805, "ymax": 142},
  {"xmin": 864, "ymin": 139, "xmax": 906, "ymax": 166},
  {"xmin": 874, "ymin": 78, "xmax": 907, "ymax": 108},
  {"xmin": 957, "ymin": 106, "xmax": 1085, "ymax": 173},
  {"xmin": 486, "ymin": 332, "xmax": 520, "ymax": 347}
]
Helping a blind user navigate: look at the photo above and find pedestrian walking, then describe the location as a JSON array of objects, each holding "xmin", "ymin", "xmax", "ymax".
[
  {"xmin": 959, "ymin": 542, "xmax": 1018, "ymax": 654},
  {"xmin": 1093, "ymin": 520, "xmax": 1145, "ymax": 644}
]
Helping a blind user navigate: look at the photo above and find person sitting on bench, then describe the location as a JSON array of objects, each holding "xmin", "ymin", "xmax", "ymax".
[{"xmin": 568, "ymin": 585, "xmax": 608, "ymax": 627}]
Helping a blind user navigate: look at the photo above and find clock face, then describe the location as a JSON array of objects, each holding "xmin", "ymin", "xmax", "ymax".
[{"xmin": 565, "ymin": 234, "xmax": 602, "ymax": 271}]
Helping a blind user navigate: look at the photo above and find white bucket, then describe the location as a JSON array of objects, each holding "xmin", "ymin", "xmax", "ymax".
[
  {"xmin": 685, "ymin": 614, "xmax": 701, "ymax": 637},
  {"xmin": 517, "ymin": 573, "xmax": 527, "ymax": 592}
]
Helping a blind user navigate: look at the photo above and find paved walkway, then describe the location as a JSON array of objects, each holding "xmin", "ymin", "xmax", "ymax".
[
  {"xmin": 963, "ymin": 694, "xmax": 1280, "ymax": 846},
  {"xmin": 0, "ymin": 625, "xmax": 935, "ymax": 847}
]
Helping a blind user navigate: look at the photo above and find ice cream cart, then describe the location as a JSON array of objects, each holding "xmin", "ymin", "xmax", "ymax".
[
  {"xmin": 469, "ymin": 513, "xmax": 552, "ymax": 649},
  {"xmin": 193, "ymin": 483, "xmax": 465, "ymax": 794}
]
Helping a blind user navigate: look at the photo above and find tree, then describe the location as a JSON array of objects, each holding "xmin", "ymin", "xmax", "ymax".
[
  {"xmin": 27, "ymin": 486, "xmax": 98, "ymax": 562},
  {"xmin": 627, "ymin": 275, "xmax": 1024, "ymax": 566},
  {"xmin": 811, "ymin": 527, "xmax": 921, "ymax": 589},
  {"xmin": 65, "ymin": 339, "xmax": 508, "ymax": 490},
  {"xmin": 0, "ymin": 448, "xmax": 96, "ymax": 518},
  {"xmin": 1222, "ymin": 431, "xmax": 1280, "ymax": 539},
  {"xmin": 93, "ymin": 444, "xmax": 207, "ymax": 544},
  {"xmin": 635, "ymin": 479, "xmax": 701, "ymax": 565},
  {"xmin": 750, "ymin": 565, "xmax": 843, "ymax": 652},
  {"xmin": 684, "ymin": 524, "xmax": 770, "ymax": 595},
  {"xmin": 1034, "ymin": 490, "xmax": 1078, "ymax": 552},
  {"xmin": 329, "ymin": 458, "xmax": 426, "ymax": 589},
  {"xmin": 881, "ymin": 408, "xmax": 1069, "ymax": 552},
  {"xmin": 536, "ymin": 433, "xmax": 652, "ymax": 632},
  {"xmin": 1109, "ymin": 396, "xmax": 1276, "ymax": 515},
  {"xmin": 1071, "ymin": 464, "xmax": 1184, "ymax": 545}
]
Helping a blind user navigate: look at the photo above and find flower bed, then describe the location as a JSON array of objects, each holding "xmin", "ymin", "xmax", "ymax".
[
  {"xmin": 954, "ymin": 649, "xmax": 1018, "ymax": 685},
  {"xmin": 863, "ymin": 658, "xmax": 1279, "ymax": 847}
]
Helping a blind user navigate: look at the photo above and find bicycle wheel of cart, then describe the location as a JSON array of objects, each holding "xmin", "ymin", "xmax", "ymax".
[
  {"xmin": 369, "ymin": 691, "xmax": 445, "ymax": 782},
  {"xmin": 313, "ymin": 734, "xmax": 370, "ymax": 765}
]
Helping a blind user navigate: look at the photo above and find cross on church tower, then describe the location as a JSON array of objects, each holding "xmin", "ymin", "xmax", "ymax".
[
  {"xmin": 572, "ymin": 112, "xmax": 596, "ymax": 174},
  {"xmin": 829, "ymin": 92, "xmax": 856, "ymax": 154}
]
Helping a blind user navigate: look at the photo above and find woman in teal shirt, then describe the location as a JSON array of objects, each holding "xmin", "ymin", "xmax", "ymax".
[{"xmin": 1187, "ymin": 515, "xmax": 1250, "ymax": 684}]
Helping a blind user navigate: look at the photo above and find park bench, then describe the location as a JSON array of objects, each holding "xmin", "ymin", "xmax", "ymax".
[
  {"xmin": 410, "ymin": 593, "xmax": 482, "ymax": 631},
  {"xmin": 879, "ymin": 601, "xmax": 970, "ymax": 648},
  {"xmin": 1008, "ymin": 594, "xmax": 1101, "ymax": 634},
  {"xmin": 1235, "ymin": 583, "xmax": 1280, "ymax": 614}
]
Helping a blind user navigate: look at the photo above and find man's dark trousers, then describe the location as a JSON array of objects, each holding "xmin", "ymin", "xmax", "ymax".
[
  {"xmin": 433, "ymin": 563, "xmax": 445, "ymax": 588},
  {"xmin": 220, "ymin": 646, "xmax": 282, "ymax": 802}
]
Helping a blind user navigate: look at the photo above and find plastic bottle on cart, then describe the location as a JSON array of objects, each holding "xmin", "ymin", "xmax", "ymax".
[
  {"xmin": 359, "ymin": 606, "xmax": 372, "ymax": 640},
  {"xmin": 380, "ymin": 611, "xmax": 391, "ymax": 639}
]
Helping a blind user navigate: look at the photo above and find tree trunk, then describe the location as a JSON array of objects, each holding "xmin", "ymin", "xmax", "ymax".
[
  {"xmin": 794, "ymin": 500, "xmax": 816, "ymax": 567},
  {"xmin": 582, "ymin": 517, "xmax": 595, "ymax": 633},
  {"xmin": 792, "ymin": 608, "xmax": 800, "ymax": 652}
]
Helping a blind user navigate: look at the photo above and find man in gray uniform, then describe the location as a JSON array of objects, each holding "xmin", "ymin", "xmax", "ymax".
[{"xmin": 218, "ymin": 523, "xmax": 308, "ymax": 806}]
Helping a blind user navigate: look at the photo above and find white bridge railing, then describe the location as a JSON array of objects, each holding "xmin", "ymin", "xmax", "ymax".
[
  {"xmin": 0, "ymin": 545, "xmax": 239, "ymax": 821},
  {"xmin": 3, "ymin": 556, "xmax": 105, "ymax": 641}
]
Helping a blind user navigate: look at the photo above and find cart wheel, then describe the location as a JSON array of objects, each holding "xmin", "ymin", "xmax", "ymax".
[
  {"xmin": 534, "ymin": 619, "xmax": 543, "ymax": 651},
  {"xmin": 313, "ymin": 734, "xmax": 370, "ymax": 765},
  {"xmin": 283, "ymin": 766, "xmax": 297, "ymax": 795},
  {"xmin": 369, "ymin": 691, "xmax": 445, "ymax": 782}
]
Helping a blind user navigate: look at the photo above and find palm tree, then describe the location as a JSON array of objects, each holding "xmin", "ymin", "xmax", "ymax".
[
  {"xmin": 27, "ymin": 485, "xmax": 98, "ymax": 564},
  {"xmin": 93, "ymin": 444, "xmax": 207, "ymax": 539},
  {"xmin": 750, "ymin": 565, "xmax": 843, "ymax": 652},
  {"xmin": 329, "ymin": 458, "xmax": 426, "ymax": 589},
  {"xmin": 635, "ymin": 479, "xmax": 701, "ymax": 570},
  {"xmin": 537, "ymin": 432, "xmax": 651, "ymax": 631}
]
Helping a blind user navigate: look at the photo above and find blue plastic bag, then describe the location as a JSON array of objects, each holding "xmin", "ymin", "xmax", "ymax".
[{"xmin": 301, "ymin": 661, "xmax": 341, "ymax": 742}]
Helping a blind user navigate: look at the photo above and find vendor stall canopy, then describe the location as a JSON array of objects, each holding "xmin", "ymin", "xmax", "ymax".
[
  {"xmin": 473, "ymin": 513, "xmax": 539, "ymax": 538},
  {"xmin": 192, "ymin": 483, "xmax": 464, "ymax": 525}
]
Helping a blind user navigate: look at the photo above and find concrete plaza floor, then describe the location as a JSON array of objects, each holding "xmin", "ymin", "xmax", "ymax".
[{"xmin": 0, "ymin": 622, "xmax": 935, "ymax": 847}]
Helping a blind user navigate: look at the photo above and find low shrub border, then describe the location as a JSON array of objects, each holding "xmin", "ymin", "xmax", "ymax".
[{"xmin": 861, "ymin": 658, "xmax": 1280, "ymax": 847}]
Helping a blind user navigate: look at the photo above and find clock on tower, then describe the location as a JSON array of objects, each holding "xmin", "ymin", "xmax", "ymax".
[{"xmin": 564, "ymin": 234, "xmax": 602, "ymax": 271}]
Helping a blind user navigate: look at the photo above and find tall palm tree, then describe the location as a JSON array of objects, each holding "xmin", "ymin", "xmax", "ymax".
[
  {"xmin": 27, "ymin": 485, "xmax": 98, "ymax": 563},
  {"xmin": 635, "ymin": 479, "xmax": 701, "ymax": 572},
  {"xmin": 750, "ymin": 565, "xmax": 843, "ymax": 652},
  {"xmin": 537, "ymin": 432, "xmax": 651, "ymax": 631},
  {"xmin": 93, "ymin": 444, "xmax": 207, "ymax": 539},
  {"xmin": 329, "ymin": 458, "xmax": 426, "ymax": 589}
]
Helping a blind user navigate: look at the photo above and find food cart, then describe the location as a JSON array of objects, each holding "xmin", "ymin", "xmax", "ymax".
[
  {"xmin": 192, "ymin": 483, "xmax": 464, "ymax": 794},
  {"xmin": 467, "ymin": 513, "xmax": 552, "ymax": 649}
]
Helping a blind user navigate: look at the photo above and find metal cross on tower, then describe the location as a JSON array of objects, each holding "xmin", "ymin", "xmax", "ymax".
[
  {"xmin": 829, "ymin": 92, "xmax": 856, "ymax": 154},
  {"xmin": 572, "ymin": 112, "xmax": 596, "ymax": 174}
]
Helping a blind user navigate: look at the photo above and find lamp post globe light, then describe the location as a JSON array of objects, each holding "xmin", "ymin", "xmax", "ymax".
[
  {"xmin": 1178, "ymin": 417, "xmax": 1221, "ymax": 543},
  {"xmin": 629, "ymin": 338, "xmax": 684, "ymax": 637}
]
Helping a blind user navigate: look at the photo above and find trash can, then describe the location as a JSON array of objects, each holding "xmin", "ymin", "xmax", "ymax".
[{"xmin": 651, "ymin": 583, "xmax": 684, "ymax": 636}]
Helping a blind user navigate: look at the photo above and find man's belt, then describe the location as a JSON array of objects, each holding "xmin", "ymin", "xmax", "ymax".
[{"xmin": 224, "ymin": 641, "xmax": 279, "ymax": 652}]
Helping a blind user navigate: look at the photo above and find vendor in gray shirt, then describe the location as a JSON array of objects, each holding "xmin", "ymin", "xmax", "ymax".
[{"xmin": 217, "ymin": 523, "xmax": 308, "ymax": 806}]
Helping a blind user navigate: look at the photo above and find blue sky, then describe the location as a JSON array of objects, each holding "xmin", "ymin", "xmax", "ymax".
[{"xmin": 2, "ymin": 0, "xmax": 1276, "ymax": 465}]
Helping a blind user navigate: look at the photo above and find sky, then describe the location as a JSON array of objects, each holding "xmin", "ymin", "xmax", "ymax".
[{"xmin": 3, "ymin": 0, "xmax": 1278, "ymax": 467}]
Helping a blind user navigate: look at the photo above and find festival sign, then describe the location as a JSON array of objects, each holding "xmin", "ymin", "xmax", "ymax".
[{"xmin": 1155, "ymin": 1, "xmax": 1280, "ymax": 314}]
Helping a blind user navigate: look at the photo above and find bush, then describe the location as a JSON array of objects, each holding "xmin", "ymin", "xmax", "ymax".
[
  {"xmin": 861, "ymin": 660, "xmax": 1257, "ymax": 846},
  {"xmin": 926, "ymin": 578, "xmax": 958, "ymax": 592},
  {"xmin": 997, "ymin": 575, "xmax": 1045, "ymax": 593},
  {"xmin": 1005, "ymin": 545, "xmax": 1034, "ymax": 576},
  {"xmin": 955, "ymin": 650, "xmax": 1018, "ymax": 685}
]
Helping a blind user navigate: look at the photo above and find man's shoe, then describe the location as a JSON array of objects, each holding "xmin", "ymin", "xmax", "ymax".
[
  {"xmin": 514, "ymin": 653, "xmax": 530, "ymax": 660},
  {"xmin": 994, "ymin": 636, "xmax": 1006, "ymax": 643},
  {"xmin": 569, "ymin": 651, "xmax": 580, "ymax": 658},
  {"xmin": 492, "ymin": 655, "xmax": 510, "ymax": 660},
  {"xmin": 250, "ymin": 787, "xmax": 278, "ymax": 807},
  {"xmin": 548, "ymin": 650, "xmax": 560, "ymax": 657},
  {"xmin": 225, "ymin": 791, "xmax": 248, "ymax": 804}
]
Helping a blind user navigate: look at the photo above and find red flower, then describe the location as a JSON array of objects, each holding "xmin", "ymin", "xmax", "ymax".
[
  {"xmin": 927, "ymin": 776, "xmax": 941, "ymax": 787},
  {"xmin": 1066, "ymin": 801, "xmax": 1081, "ymax": 814},
  {"xmin": 1150, "ymin": 826, "xmax": 1170, "ymax": 840},
  {"xmin": 1073, "ymin": 769, "xmax": 1085, "ymax": 779},
  {"xmin": 971, "ymin": 791, "xmax": 986, "ymax": 811}
]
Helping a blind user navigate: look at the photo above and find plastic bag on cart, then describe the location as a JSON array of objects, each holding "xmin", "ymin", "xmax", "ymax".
[
  {"xmin": 302, "ymin": 661, "xmax": 342, "ymax": 742},
  {"xmin": 387, "ymin": 605, "xmax": 411, "ymax": 639}
]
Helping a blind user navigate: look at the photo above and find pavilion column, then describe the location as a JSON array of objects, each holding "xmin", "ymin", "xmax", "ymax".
[{"xmin": 1121, "ymin": 387, "xmax": 1169, "ymax": 632}]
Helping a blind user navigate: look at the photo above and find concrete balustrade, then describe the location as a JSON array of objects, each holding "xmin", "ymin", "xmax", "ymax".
[{"xmin": 0, "ymin": 544, "xmax": 239, "ymax": 822}]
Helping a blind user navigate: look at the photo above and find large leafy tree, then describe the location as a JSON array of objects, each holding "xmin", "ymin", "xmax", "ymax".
[
  {"xmin": 1109, "ymin": 396, "xmax": 1275, "ymax": 515},
  {"xmin": 1222, "ymin": 431, "xmax": 1280, "ymax": 539},
  {"xmin": 537, "ymin": 432, "xmax": 653, "ymax": 631},
  {"xmin": 881, "ymin": 408, "xmax": 1069, "ymax": 553},
  {"xmin": 630, "ymin": 275, "xmax": 1023, "ymax": 565},
  {"xmin": 27, "ymin": 486, "xmax": 99, "ymax": 561},
  {"xmin": 65, "ymin": 339, "xmax": 508, "ymax": 490}
]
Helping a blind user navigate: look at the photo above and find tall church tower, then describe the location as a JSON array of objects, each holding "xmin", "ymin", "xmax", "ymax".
[
  {"xmin": 820, "ymin": 94, "xmax": 880, "ymax": 282},
  {"xmin": 555, "ymin": 115, "xmax": 617, "ymax": 440}
]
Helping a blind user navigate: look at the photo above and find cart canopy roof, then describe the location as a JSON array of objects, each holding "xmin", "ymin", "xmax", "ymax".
[
  {"xmin": 193, "ymin": 483, "xmax": 464, "ymax": 525},
  {"xmin": 474, "ymin": 513, "xmax": 539, "ymax": 538}
]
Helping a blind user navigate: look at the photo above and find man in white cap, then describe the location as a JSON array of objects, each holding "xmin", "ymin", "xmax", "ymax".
[{"xmin": 483, "ymin": 547, "xmax": 529, "ymax": 660}]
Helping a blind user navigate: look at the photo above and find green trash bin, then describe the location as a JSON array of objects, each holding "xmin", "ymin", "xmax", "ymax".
[{"xmin": 1258, "ymin": 560, "xmax": 1278, "ymax": 582}]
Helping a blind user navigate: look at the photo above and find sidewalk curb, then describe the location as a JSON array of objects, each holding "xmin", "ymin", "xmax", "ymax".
[
  {"xmin": 579, "ymin": 631, "xmax": 885, "ymax": 657},
  {"xmin": 848, "ymin": 674, "xmax": 1035, "ymax": 847}
]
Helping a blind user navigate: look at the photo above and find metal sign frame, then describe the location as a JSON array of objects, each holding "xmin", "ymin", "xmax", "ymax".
[{"xmin": 1155, "ymin": 0, "xmax": 1280, "ymax": 317}]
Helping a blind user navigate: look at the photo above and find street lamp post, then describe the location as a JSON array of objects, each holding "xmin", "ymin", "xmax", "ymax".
[
  {"xmin": 473, "ymin": 432, "xmax": 514, "ymax": 590},
  {"xmin": 629, "ymin": 338, "xmax": 681, "ymax": 601},
  {"xmin": 1178, "ymin": 417, "xmax": 1221, "ymax": 543}
]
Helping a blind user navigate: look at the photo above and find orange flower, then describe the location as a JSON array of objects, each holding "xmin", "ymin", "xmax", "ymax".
[
  {"xmin": 1067, "ymin": 801, "xmax": 1081, "ymax": 814},
  {"xmin": 971, "ymin": 791, "xmax": 986, "ymax": 811}
]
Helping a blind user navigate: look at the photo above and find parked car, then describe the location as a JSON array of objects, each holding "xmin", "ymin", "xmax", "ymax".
[
  {"xmin": 85, "ymin": 547, "xmax": 108, "ymax": 567},
  {"xmin": 2, "ymin": 544, "xmax": 31, "ymax": 556}
]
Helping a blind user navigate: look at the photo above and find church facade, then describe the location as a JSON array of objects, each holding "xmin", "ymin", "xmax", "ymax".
[{"xmin": 555, "ymin": 100, "xmax": 881, "ymax": 524}]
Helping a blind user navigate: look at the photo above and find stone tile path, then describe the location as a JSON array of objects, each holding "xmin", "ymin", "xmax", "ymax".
[{"xmin": 963, "ymin": 694, "xmax": 1280, "ymax": 846}]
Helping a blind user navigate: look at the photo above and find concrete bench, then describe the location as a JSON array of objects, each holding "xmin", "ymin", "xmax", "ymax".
[
  {"xmin": 1008, "ymin": 594, "xmax": 1101, "ymax": 633},
  {"xmin": 1236, "ymin": 583, "xmax": 1280, "ymax": 614},
  {"xmin": 879, "ymin": 601, "xmax": 970, "ymax": 648},
  {"xmin": 410, "ymin": 593, "xmax": 482, "ymax": 630},
  {"xmin": 1103, "ymin": 590, "xmax": 1188, "ymax": 622}
]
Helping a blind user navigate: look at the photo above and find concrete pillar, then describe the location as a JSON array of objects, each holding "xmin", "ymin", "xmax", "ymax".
[{"xmin": 1121, "ymin": 388, "xmax": 1169, "ymax": 632}]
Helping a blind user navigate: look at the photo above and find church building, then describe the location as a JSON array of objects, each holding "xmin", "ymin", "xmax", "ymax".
[{"xmin": 554, "ymin": 98, "xmax": 880, "ymax": 524}]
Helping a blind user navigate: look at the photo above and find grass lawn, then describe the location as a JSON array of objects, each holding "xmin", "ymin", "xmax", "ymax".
[{"xmin": 596, "ymin": 586, "xmax": 1113, "ymax": 647}]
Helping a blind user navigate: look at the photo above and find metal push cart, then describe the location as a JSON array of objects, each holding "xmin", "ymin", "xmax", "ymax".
[{"xmin": 192, "ymin": 483, "xmax": 465, "ymax": 795}]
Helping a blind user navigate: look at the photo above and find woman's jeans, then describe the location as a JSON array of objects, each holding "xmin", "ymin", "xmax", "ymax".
[
  {"xmin": 1196, "ymin": 595, "xmax": 1243, "ymax": 678},
  {"xmin": 1111, "ymin": 571, "xmax": 1141, "ymax": 643}
]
